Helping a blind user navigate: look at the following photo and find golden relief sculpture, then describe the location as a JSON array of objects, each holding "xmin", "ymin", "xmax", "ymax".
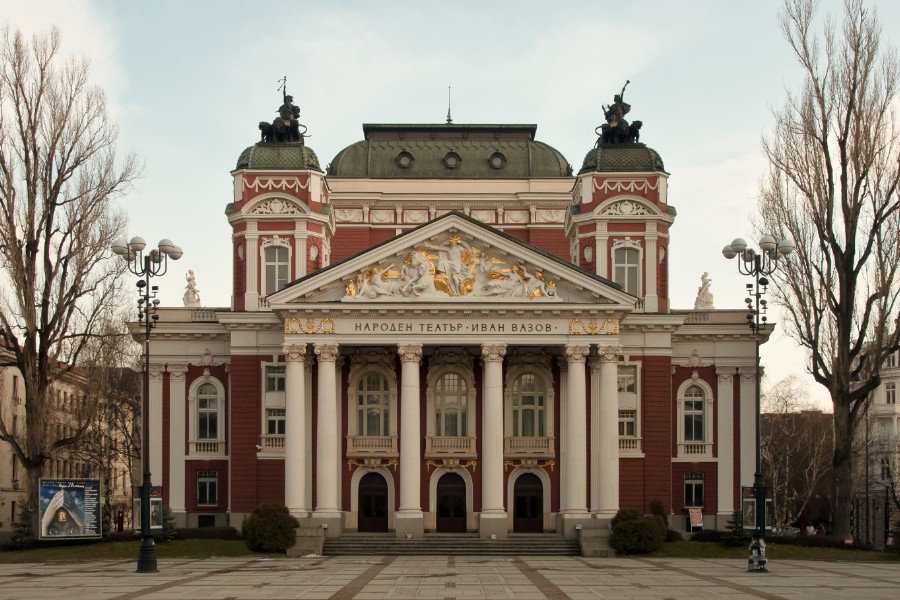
[
  {"xmin": 568, "ymin": 318, "xmax": 620, "ymax": 335},
  {"xmin": 344, "ymin": 236, "xmax": 557, "ymax": 301},
  {"xmin": 284, "ymin": 316, "xmax": 336, "ymax": 334}
]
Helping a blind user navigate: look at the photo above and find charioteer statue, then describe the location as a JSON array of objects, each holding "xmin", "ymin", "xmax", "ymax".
[
  {"xmin": 596, "ymin": 80, "xmax": 643, "ymax": 145},
  {"xmin": 258, "ymin": 76, "xmax": 308, "ymax": 144}
]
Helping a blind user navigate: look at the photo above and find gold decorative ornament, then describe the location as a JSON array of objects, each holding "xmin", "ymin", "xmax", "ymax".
[
  {"xmin": 284, "ymin": 316, "xmax": 336, "ymax": 334},
  {"xmin": 568, "ymin": 318, "xmax": 619, "ymax": 335}
]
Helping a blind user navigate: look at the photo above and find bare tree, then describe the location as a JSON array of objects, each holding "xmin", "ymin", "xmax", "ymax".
[
  {"xmin": 757, "ymin": 0, "xmax": 900, "ymax": 537},
  {"xmin": 761, "ymin": 376, "xmax": 833, "ymax": 530},
  {"xmin": 0, "ymin": 26, "xmax": 137, "ymax": 530}
]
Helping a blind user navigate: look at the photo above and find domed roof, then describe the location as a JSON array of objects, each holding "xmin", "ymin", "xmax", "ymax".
[
  {"xmin": 329, "ymin": 124, "xmax": 571, "ymax": 179},
  {"xmin": 235, "ymin": 143, "xmax": 322, "ymax": 171},
  {"xmin": 578, "ymin": 143, "xmax": 665, "ymax": 174}
]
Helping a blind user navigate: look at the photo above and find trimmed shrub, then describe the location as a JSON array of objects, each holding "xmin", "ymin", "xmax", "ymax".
[
  {"xmin": 690, "ymin": 529, "xmax": 724, "ymax": 543},
  {"xmin": 242, "ymin": 503, "xmax": 299, "ymax": 553},
  {"xmin": 665, "ymin": 529, "xmax": 683, "ymax": 542},
  {"xmin": 610, "ymin": 508, "xmax": 643, "ymax": 528},
  {"xmin": 610, "ymin": 516, "xmax": 665, "ymax": 554}
]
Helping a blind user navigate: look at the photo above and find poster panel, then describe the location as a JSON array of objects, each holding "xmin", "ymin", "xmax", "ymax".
[
  {"xmin": 133, "ymin": 486, "xmax": 164, "ymax": 531},
  {"xmin": 39, "ymin": 478, "xmax": 101, "ymax": 539}
]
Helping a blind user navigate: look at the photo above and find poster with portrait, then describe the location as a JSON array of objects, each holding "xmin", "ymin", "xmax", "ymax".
[
  {"xmin": 133, "ymin": 485, "xmax": 164, "ymax": 530},
  {"xmin": 39, "ymin": 479, "xmax": 101, "ymax": 539}
]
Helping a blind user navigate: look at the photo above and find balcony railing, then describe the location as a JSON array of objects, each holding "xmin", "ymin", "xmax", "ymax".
[
  {"xmin": 346, "ymin": 435, "xmax": 399, "ymax": 458},
  {"xmin": 504, "ymin": 436, "xmax": 555, "ymax": 459},
  {"xmin": 259, "ymin": 435, "xmax": 285, "ymax": 453},
  {"xmin": 189, "ymin": 440, "xmax": 226, "ymax": 455},
  {"xmin": 425, "ymin": 436, "xmax": 477, "ymax": 459},
  {"xmin": 618, "ymin": 437, "xmax": 643, "ymax": 454},
  {"xmin": 677, "ymin": 442, "xmax": 712, "ymax": 459}
]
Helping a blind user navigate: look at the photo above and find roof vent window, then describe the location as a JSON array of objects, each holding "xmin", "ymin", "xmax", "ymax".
[{"xmin": 443, "ymin": 151, "xmax": 462, "ymax": 169}]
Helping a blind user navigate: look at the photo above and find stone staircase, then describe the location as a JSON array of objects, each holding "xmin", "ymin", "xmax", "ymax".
[{"xmin": 323, "ymin": 532, "xmax": 582, "ymax": 556}]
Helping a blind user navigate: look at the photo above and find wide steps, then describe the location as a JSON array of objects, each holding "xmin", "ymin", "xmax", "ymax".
[{"xmin": 323, "ymin": 533, "xmax": 581, "ymax": 556}]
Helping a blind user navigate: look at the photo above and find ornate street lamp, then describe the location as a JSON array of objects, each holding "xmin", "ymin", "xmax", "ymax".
[
  {"xmin": 722, "ymin": 234, "xmax": 793, "ymax": 571},
  {"xmin": 111, "ymin": 236, "xmax": 182, "ymax": 573}
]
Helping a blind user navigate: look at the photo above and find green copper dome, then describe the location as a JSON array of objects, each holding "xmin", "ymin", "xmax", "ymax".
[
  {"xmin": 235, "ymin": 143, "xmax": 322, "ymax": 171},
  {"xmin": 329, "ymin": 124, "xmax": 571, "ymax": 179},
  {"xmin": 579, "ymin": 143, "xmax": 665, "ymax": 174}
]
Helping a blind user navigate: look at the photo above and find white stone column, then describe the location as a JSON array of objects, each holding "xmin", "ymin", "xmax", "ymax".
[
  {"xmin": 644, "ymin": 225, "xmax": 659, "ymax": 312},
  {"xmin": 167, "ymin": 365, "xmax": 188, "ymax": 522},
  {"xmin": 597, "ymin": 346, "xmax": 620, "ymax": 518},
  {"xmin": 243, "ymin": 228, "xmax": 259, "ymax": 311},
  {"xmin": 314, "ymin": 343, "xmax": 341, "ymax": 527},
  {"xmin": 561, "ymin": 344, "xmax": 591, "ymax": 533},
  {"xmin": 738, "ymin": 367, "xmax": 757, "ymax": 489},
  {"xmin": 480, "ymin": 344, "xmax": 507, "ymax": 538},
  {"xmin": 149, "ymin": 364, "xmax": 165, "ymax": 486},
  {"xmin": 596, "ymin": 223, "xmax": 609, "ymax": 278},
  {"xmin": 716, "ymin": 368, "xmax": 737, "ymax": 520},
  {"xmin": 283, "ymin": 343, "xmax": 309, "ymax": 517},
  {"xmin": 397, "ymin": 343, "xmax": 424, "ymax": 538},
  {"xmin": 589, "ymin": 357, "xmax": 601, "ymax": 514},
  {"xmin": 294, "ymin": 229, "xmax": 308, "ymax": 278}
]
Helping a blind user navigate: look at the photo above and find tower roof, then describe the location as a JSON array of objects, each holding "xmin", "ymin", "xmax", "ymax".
[
  {"xmin": 235, "ymin": 143, "xmax": 322, "ymax": 171},
  {"xmin": 578, "ymin": 143, "xmax": 665, "ymax": 174}
]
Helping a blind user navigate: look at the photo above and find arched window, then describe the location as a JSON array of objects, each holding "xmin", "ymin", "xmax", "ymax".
[
  {"xmin": 357, "ymin": 372, "xmax": 390, "ymax": 436},
  {"xmin": 197, "ymin": 383, "xmax": 219, "ymax": 440},
  {"xmin": 613, "ymin": 246, "xmax": 641, "ymax": 296},
  {"xmin": 683, "ymin": 385, "xmax": 705, "ymax": 442},
  {"xmin": 263, "ymin": 245, "xmax": 290, "ymax": 295},
  {"xmin": 512, "ymin": 373, "xmax": 546, "ymax": 437},
  {"xmin": 435, "ymin": 372, "xmax": 467, "ymax": 436},
  {"xmin": 676, "ymin": 379, "xmax": 713, "ymax": 458}
]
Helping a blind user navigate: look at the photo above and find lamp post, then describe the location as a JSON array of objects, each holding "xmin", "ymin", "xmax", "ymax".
[
  {"xmin": 722, "ymin": 234, "xmax": 793, "ymax": 568},
  {"xmin": 111, "ymin": 236, "xmax": 182, "ymax": 573}
]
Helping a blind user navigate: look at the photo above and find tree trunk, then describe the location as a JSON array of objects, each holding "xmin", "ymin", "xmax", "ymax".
[{"xmin": 832, "ymin": 399, "xmax": 853, "ymax": 539}]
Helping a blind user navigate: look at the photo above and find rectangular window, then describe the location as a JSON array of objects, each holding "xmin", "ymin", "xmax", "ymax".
[
  {"xmin": 684, "ymin": 399, "xmax": 704, "ymax": 442},
  {"xmin": 266, "ymin": 408, "xmax": 286, "ymax": 435},
  {"xmin": 198, "ymin": 398, "xmax": 218, "ymax": 439},
  {"xmin": 886, "ymin": 382, "xmax": 896, "ymax": 405},
  {"xmin": 886, "ymin": 352, "xmax": 897, "ymax": 368},
  {"xmin": 266, "ymin": 366, "xmax": 286, "ymax": 392},
  {"xmin": 617, "ymin": 366, "xmax": 636, "ymax": 393},
  {"xmin": 618, "ymin": 410, "xmax": 637, "ymax": 436},
  {"xmin": 197, "ymin": 471, "xmax": 218, "ymax": 506},
  {"xmin": 684, "ymin": 472, "xmax": 705, "ymax": 507}
]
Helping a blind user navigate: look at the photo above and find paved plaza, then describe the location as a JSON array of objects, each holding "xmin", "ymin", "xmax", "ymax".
[{"xmin": 0, "ymin": 555, "xmax": 897, "ymax": 600}]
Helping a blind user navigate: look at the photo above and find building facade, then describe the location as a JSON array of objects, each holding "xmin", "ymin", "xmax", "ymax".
[{"xmin": 149, "ymin": 109, "xmax": 764, "ymax": 538}]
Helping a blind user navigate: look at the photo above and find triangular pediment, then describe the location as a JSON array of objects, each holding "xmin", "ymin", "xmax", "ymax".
[{"xmin": 267, "ymin": 212, "xmax": 637, "ymax": 309}]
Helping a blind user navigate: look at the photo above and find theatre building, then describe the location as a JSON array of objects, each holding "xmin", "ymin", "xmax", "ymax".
[{"xmin": 147, "ymin": 100, "xmax": 763, "ymax": 540}]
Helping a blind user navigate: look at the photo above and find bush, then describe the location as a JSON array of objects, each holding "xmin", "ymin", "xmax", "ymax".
[
  {"xmin": 665, "ymin": 529, "xmax": 683, "ymax": 542},
  {"xmin": 610, "ymin": 516, "xmax": 665, "ymax": 554},
  {"xmin": 610, "ymin": 508, "xmax": 643, "ymax": 528},
  {"xmin": 690, "ymin": 529, "xmax": 724, "ymax": 543},
  {"xmin": 242, "ymin": 504, "xmax": 299, "ymax": 553}
]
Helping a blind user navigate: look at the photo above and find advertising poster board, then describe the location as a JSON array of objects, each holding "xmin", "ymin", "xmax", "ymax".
[
  {"xmin": 741, "ymin": 486, "xmax": 774, "ymax": 531},
  {"xmin": 39, "ymin": 478, "xmax": 101, "ymax": 539},
  {"xmin": 133, "ymin": 485, "xmax": 164, "ymax": 531}
]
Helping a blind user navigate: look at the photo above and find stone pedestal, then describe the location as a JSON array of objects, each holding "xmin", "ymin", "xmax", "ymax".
[
  {"xmin": 479, "ymin": 513, "xmax": 508, "ymax": 539},
  {"xmin": 395, "ymin": 512, "xmax": 425, "ymax": 539}
]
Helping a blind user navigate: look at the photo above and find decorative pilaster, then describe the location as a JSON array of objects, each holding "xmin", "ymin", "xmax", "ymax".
[
  {"xmin": 716, "ymin": 368, "xmax": 737, "ymax": 516},
  {"xmin": 738, "ymin": 367, "xmax": 757, "ymax": 489},
  {"xmin": 397, "ymin": 343, "xmax": 424, "ymax": 538},
  {"xmin": 167, "ymin": 365, "xmax": 188, "ymax": 517},
  {"xmin": 243, "ymin": 227, "xmax": 259, "ymax": 310},
  {"xmin": 149, "ymin": 364, "xmax": 165, "ymax": 486},
  {"xmin": 562, "ymin": 344, "xmax": 590, "ymax": 518},
  {"xmin": 480, "ymin": 343, "xmax": 507, "ymax": 538},
  {"xmin": 284, "ymin": 343, "xmax": 309, "ymax": 517},
  {"xmin": 314, "ymin": 343, "xmax": 341, "ymax": 524}
]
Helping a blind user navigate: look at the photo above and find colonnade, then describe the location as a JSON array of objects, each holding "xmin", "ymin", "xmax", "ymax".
[{"xmin": 279, "ymin": 340, "xmax": 622, "ymax": 538}]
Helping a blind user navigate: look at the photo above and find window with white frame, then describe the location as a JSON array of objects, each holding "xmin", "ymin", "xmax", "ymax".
[
  {"xmin": 197, "ymin": 471, "xmax": 218, "ymax": 506},
  {"xmin": 886, "ymin": 382, "xmax": 896, "ymax": 405},
  {"xmin": 435, "ymin": 372, "xmax": 467, "ymax": 436},
  {"xmin": 266, "ymin": 365, "xmax": 286, "ymax": 392},
  {"xmin": 357, "ymin": 372, "xmax": 390, "ymax": 436},
  {"xmin": 197, "ymin": 383, "xmax": 219, "ymax": 440},
  {"xmin": 619, "ymin": 410, "xmax": 637, "ymax": 436},
  {"xmin": 263, "ymin": 245, "xmax": 290, "ymax": 295},
  {"xmin": 683, "ymin": 385, "xmax": 705, "ymax": 442},
  {"xmin": 612, "ymin": 245, "xmax": 641, "ymax": 296},
  {"xmin": 885, "ymin": 352, "xmax": 897, "ymax": 368},
  {"xmin": 512, "ymin": 372, "xmax": 546, "ymax": 437},
  {"xmin": 266, "ymin": 408, "xmax": 286, "ymax": 435},
  {"xmin": 684, "ymin": 472, "xmax": 704, "ymax": 507}
]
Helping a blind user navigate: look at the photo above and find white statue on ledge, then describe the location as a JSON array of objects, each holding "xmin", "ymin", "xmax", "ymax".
[
  {"xmin": 694, "ymin": 271, "xmax": 714, "ymax": 310},
  {"xmin": 183, "ymin": 269, "xmax": 201, "ymax": 307}
]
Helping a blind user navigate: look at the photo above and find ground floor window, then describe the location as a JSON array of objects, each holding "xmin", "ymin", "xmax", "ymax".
[
  {"xmin": 684, "ymin": 472, "xmax": 704, "ymax": 507},
  {"xmin": 198, "ymin": 471, "xmax": 218, "ymax": 507}
]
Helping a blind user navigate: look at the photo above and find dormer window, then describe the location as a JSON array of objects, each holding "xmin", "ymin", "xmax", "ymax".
[{"xmin": 443, "ymin": 151, "xmax": 462, "ymax": 169}]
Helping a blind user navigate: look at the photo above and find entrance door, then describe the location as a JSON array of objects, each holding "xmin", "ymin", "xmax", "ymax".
[
  {"xmin": 358, "ymin": 472, "xmax": 388, "ymax": 532},
  {"xmin": 436, "ymin": 472, "xmax": 466, "ymax": 533},
  {"xmin": 513, "ymin": 473, "xmax": 543, "ymax": 533}
]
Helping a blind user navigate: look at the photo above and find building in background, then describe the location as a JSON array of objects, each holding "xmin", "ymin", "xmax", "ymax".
[{"xmin": 146, "ymin": 93, "xmax": 765, "ymax": 540}]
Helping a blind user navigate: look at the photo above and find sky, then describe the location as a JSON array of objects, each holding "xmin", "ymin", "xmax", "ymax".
[{"xmin": 7, "ymin": 0, "xmax": 899, "ymax": 410}]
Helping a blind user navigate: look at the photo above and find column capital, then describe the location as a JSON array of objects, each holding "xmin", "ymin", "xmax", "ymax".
[
  {"xmin": 597, "ymin": 345, "xmax": 622, "ymax": 362},
  {"xmin": 168, "ymin": 364, "xmax": 189, "ymax": 379},
  {"xmin": 738, "ymin": 366, "xmax": 758, "ymax": 381},
  {"xmin": 398, "ymin": 343, "xmax": 423, "ymax": 363},
  {"xmin": 716, "ymin": 367, "xmax": 738, "ymax": 381},
  {"xmin": 283, "ymin": 343, "xmax": 307, "ymax": 363},
  {"xmin": 314, "ymin": 342, "xmax": 340, "ymax": 363},
  {"xmin": 565, "ymin": 344, "xmax": 591, "ymax": 363},
  {"xmin": 481, "ymin": 344, "xmax": 507, "ymax": 363},
  {"xmin": 149, "ymin": 364, "xmax": 166, "ymax": 379}
]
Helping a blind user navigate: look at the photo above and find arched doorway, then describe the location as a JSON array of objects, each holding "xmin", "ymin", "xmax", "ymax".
[
  {"xmin": 358, "ymin": 472, "xmax": 388, "ymax": 532},
  {"xmin": 436, "ymin": 472, "xmax": 466, "ymax": 532},
  {"xmin": 513, "ymin": 472, "xmax": 543, "ymax": 533}
]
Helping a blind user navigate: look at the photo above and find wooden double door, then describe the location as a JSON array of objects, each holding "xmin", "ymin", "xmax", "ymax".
[
  {"xmin": 436, "ymin": 472, "xmax": 466, "ymax": 533},
  {"xmin": 513, "ymin": 473, "xmax": 543, "ymax": 533}
]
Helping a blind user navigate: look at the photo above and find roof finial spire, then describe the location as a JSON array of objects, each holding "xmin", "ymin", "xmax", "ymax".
[{"xmin": 446, "ymin": 86, "xmax": 453, "ymax": 124}]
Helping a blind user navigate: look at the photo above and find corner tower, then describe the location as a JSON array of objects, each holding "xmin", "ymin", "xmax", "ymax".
[{"xmin": 565, "ymin": 89, "xmax": 674, "ymax": 313}]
